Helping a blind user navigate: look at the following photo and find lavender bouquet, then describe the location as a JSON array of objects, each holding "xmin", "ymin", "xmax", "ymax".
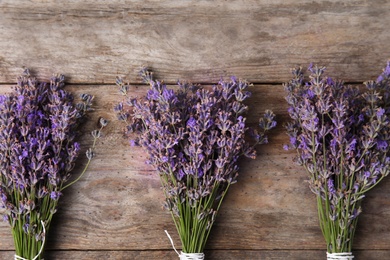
[
  {"xmin": 0, "ymin": 70, "xmax": 106, "ymax": 260},
  {"xmin": 115, "ymin": 68, "xmax": 276, "ymax": 259},
  {"xmin": 285, "ymin": 62, "xmax": 390, "ymax": 259}
]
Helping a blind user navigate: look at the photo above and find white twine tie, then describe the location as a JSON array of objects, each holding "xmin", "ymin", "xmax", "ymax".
[
  {"xmin": 14, "ymin": 220, "xmax": 46, "ymax": 260},
  {"xmin": 165, "ymin": 230, "xmax": 205, "ymax": 260},
  {"xmin": 327, "ymin": 252, "xmax": 354, "ymax": 260},
  {"xmin": 179, "ymin": 252, "xmax": 205, "ymax": 260}
]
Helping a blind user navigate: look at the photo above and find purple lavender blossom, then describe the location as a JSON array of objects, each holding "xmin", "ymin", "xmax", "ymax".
[
  {"xmin": 116, "ymin": 68, "xmax": 276, "ymax": 254},
  {"xmin": 376, "ymin": 61, "xmax": 390, "ymax": 83},
  {"xmin": 327, "ymin": 179, "xmax": 336, "ymax": 195},
  {"xmin": 285, "ymin": 63, "xmax": 390, "ymax": 254},
  {"xmin": 50, "ymin": 191, "xmax": 62, "ymax": 200},
  {"xmin": 0, "ymin": 70, "xmax": 103, "ymax": 259}
]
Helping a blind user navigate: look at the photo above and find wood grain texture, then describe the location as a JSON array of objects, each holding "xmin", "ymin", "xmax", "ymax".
[
  {"xmin": 0, "ymin": 84, "xmax": 388, "ymax": 259},
  {"xmin": 0, "ymin": 250, "xmax": 390, "ymax": 260},
  {"xmin": 0, "ymin": 0, "xmax": 389, "ymax": 84},
  {"xmin": 1, "ymin": 0, "xmax": 390, "ymax": 258}
]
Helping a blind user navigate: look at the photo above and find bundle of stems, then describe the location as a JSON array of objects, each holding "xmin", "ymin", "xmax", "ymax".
[
  {"xmin": 115, "ymin": 68, "xmax": 276, "ymax": 256},
  {"xmin": 285, "ymin": 62, "xmax": 390, "ymax": 254},
  {"xmin": 0, "ymin": 71, "xmax": 106, "ymax": 259}
]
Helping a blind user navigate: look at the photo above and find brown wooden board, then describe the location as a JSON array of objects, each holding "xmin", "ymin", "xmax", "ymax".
[
  {"xmin": 0, "ymin": 1, "xmax": 389, "ymax": 84},
  {"xmin": 0, "ymin": 250, "xmax": 390, "ymax": 260},
  {"xmin": 1, "ymin": 0, "xmax": 390, "ymax": 258}
]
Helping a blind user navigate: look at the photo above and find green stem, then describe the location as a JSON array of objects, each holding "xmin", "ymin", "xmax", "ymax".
[{"xmin": 61, "ymin": 126, "xmax": 103, "ymax": 191}]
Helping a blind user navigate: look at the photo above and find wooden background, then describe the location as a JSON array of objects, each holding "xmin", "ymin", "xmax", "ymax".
[{"xmin": 0, "ymin": 0, "xmax": 390, "ymax": 259}]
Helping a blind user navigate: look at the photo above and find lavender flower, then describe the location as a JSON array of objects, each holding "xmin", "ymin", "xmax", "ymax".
[
  {"xmin": 0, "ymin": 70, "xmax": 106, "ymax": 259},
  {"xmin": 285, "ymin": 62, "xmax": 390, "ymax": 255},
  {"xmin": 116, "ymin": 68, "xmax": 276, "ymax": 255}
]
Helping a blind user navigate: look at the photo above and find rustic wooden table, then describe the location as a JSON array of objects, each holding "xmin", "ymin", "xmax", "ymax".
[{"xmin": 0, "ymin": 1, "xmax": 389, "ymax": 259}]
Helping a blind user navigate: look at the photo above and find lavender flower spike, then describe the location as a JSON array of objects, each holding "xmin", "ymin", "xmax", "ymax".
[
  {"xmin": 285, "ymin": 62, "xmax": 390, "ymax": 258},
  {"xmin": 116, "ymin": 68, "xmax": 276, "ymax": 258},
  {"xmin": 0, "ymin": 71, "xmax": 106, "ymax": 259}
]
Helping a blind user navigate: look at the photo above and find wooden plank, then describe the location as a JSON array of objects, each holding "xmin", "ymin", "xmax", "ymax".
[
  {"xmin": 1, "ymin": 249, "xmax": 390, "ymax": 260},
  {"xmin": 0, "ymin": 84, "xmax": 389, "ymax": 254},
  {"xmin": 0, "ymin": 1, "xmax": 389, "ymax": 84}
]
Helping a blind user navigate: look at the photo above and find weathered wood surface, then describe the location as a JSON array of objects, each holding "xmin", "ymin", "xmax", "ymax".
[
  {"xmin": 0, "ymin": 0, "xmax": 390, "ymax": 259},
  {"xmin": 1, "ymin": 250, "xmax": 390, "ymax": 260},
  {"xmin": 0, "ymin": 0, "xmax": 389, "ymax": 84}
]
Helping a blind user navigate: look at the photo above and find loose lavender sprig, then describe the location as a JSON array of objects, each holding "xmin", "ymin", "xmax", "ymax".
[
  {"xmin": 0, "ymin": 70, "xmax": 106, "ymax": 260},
  {"xmin": 284, "ymin": 62, "xmax": 390, "ymax": 254},
  {"xmin": 115, "ymin": 68, "xmax": 276, "ymax": 255}
]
